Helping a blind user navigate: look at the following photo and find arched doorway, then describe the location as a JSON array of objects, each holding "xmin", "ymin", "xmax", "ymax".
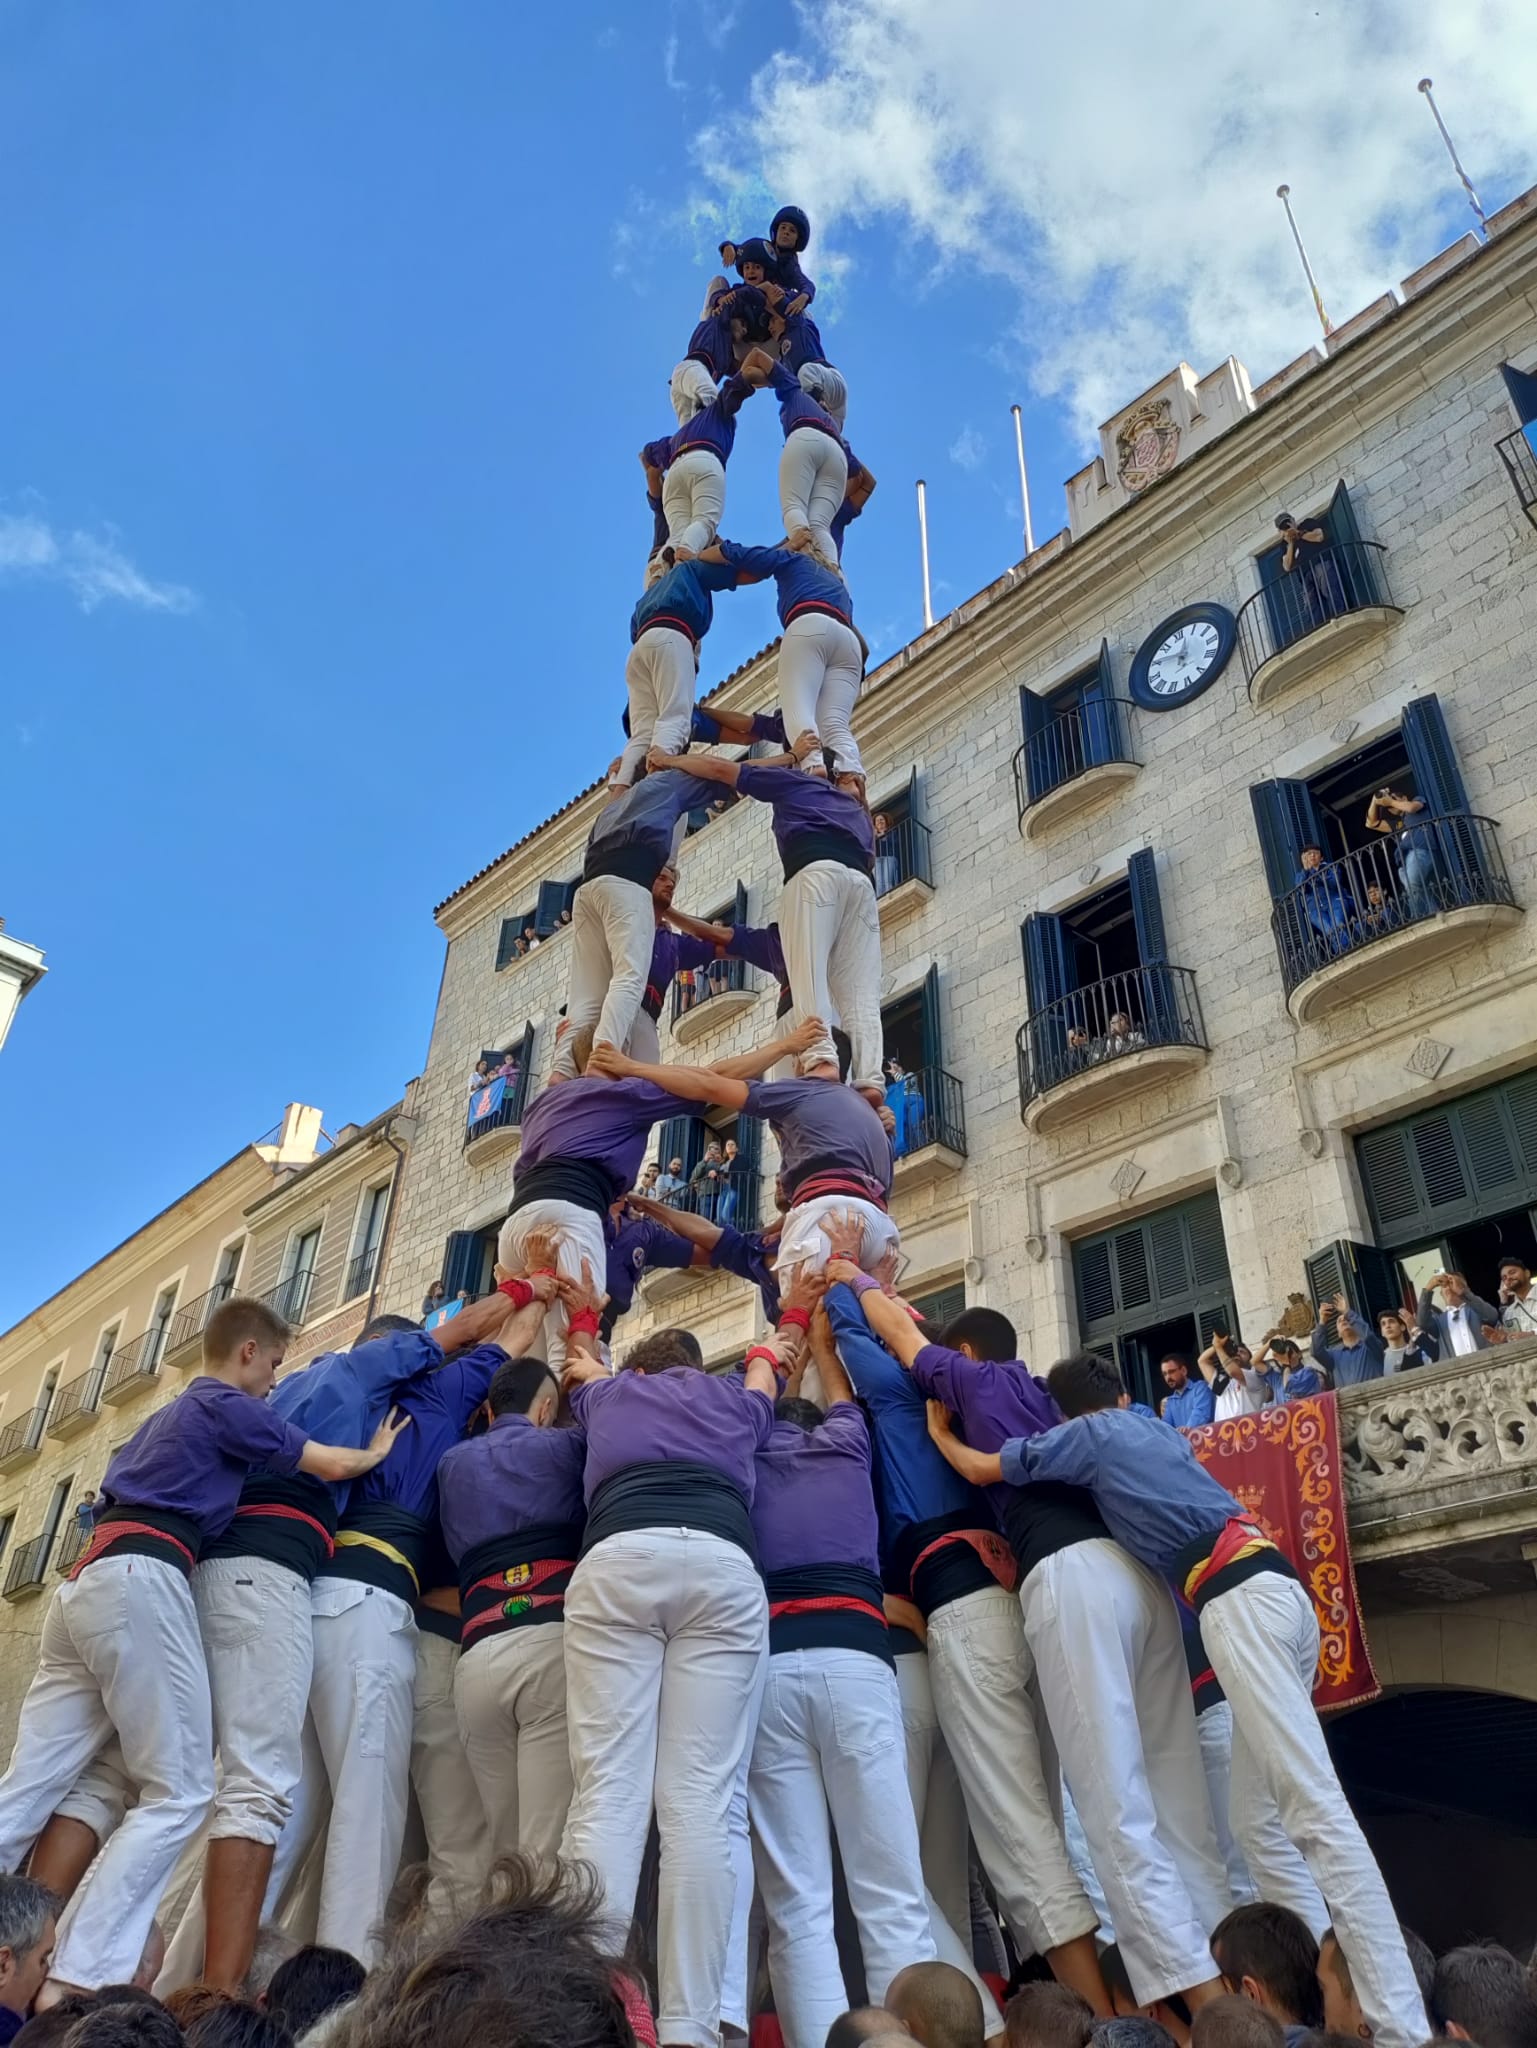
[{"xmin": 1325, "ymin": 1687, "xmax": 1537, "ymax": 1954}]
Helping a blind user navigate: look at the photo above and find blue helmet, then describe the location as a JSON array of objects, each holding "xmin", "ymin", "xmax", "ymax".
[{"xmin": 769, "ymin": 205, "xmax": 811, "ymax": 252}]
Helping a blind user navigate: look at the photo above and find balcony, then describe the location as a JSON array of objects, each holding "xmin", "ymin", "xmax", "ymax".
[
  {"xmin": 55, "ymin": 1521, "xmax": 90, "ymax": 1575},
  {"xmin": 1014, "ymin": 701, "xmax": 1139, "ymax": 842},
  {"xmin": 264, "ymin": 1269, "xmax": 316, "ymax": 1327},
  {"xmin": 889, "ymin": 1065, "xmax": 968, "ymax": 1190},
  {"xmin": 874, "ymin": 817, "xmax": 933, "ymax": 923},
  {"xmin": 642, "ymin": 1175, "xmax": 763, "ymax": 1303},
  {"xmin": 464, "ymin": 1070, "xmax": 533, "ymax": 1169},
  {"xmin": 672, "ymin": 955, "xmax": 760, "ymax": 1047},
  {"xmin": 101, "ymin": 1330, "xmax": 163, "ymax": 1406},
  {"xmin": 343, "ymin": 1245, "xmax": 380, "ymax": 1303},
  {"xmin": 163, "ymin": 1280, "xmax": 236, "ymax": 1368},
  {"xmin": 1270, "ymin": 816, "xmax": 1520, "ymax": 1024},
  {"xmin": 47, "ymin": 1370, "xmax": 106, "ymax": 1441},
  {"xmin": 1017, "ymin": 964, "xmax": 1208, "ymax": 1133},
  {"xmin": 0, "ymin": 1408, "xmax": 47, "ymax": 1474},
  {"xmin": 3, "ymin": 1534, "xmax": 53, "ymax": 1602},
  {"xmin": 1496, "ymin": 428, "xmax": 1537, "ymax": 531},
  {"xmin": 1237, "ymin": 541, "xmax": 1401, "ymax": 707}
]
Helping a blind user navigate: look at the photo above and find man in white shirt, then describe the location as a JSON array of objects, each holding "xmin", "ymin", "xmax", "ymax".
[
  {"xmin": 1196, "ymin": 1334, "xmax": 1270, "ymax": 1421},
  {"xmin": 1416, "ymin": 1273, "xmax": 1500, "ymax": 1358},
  {"xmin": 1498, "ymin": 1260, "xmax": 1537, "ymax": 1341}
]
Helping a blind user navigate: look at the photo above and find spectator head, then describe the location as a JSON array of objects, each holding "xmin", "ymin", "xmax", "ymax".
[
  {"xmin": 1047, "ymin": 1351, "xmax": 1126, "ymax": 1417},
  {"xmin": 668, "ymin": 1158, "xmax": 683, "ymax": 1175},
  {"xmin": 1378, "ymin": 1311, "xmax": 1412, "ymax": 1345},
  {"xmin": 1300, "ymin": 845, "xmax": 1325, "ymax": 870},
  {"xmin": 12, "ymin": 1998, "xmax": 95, "ymax": 2048},
  {"xmin": 873, "ymin": 812, "xmax": 889, "ymax": 836},
  {"xmin": 1108, "ymin": 1012, "xmax": 1134, "ymax": 1036},
  {"xmin": 1275, "ymin": 512, "xmax": 1297, "ymax": 531},
  {"xmin": 242, "ymin": 1927, "xmax": 297, "ymax": 2002},
  {"xmin": 203, "ymin": 1298, "xmax": 290, "ymax": 1391},
  {"xmin": 262, "ymin": 1949, "xmax": 365, "ymax": 2044},
  {"xmin": 827, "ymin": 2013, "xmax": 912, "ymax": 2048},
  {"xmin": 1335, "ymin": 1311, "xmax": 1367, "ymax": 1346},
  {"xmin": 1090, "ymin": 2022, "xmax": 1178, "ymax": 2048},
  {"xmin": 488, "ymin": 1357, "xmax": 559, "ymax": 1426},
  {"xmin": 1161, "ymin": 1354, "xmax": 1191, "ymax": 1390},
  {"xmin": 63, "ymin": 2003, "xmax": 185, "ymax": 2048},
  {"xmin": 639, "ymin": 1165, "xmax": 658, "ymax": 1186},
  {"xmin": 183, "ymin": 2007, "xmax": 292, "ymax": 2048},
  {"xmin": 886, "ymin": 1962, "xmax": 985, "ymax": 2048},
  {"xmin": 358, "ymin": 1314, "xmax": 422, "ymax": 1343},
  {"xmin": 1500, "ymin": 1260, "xmax": 1531, "ymax": 1296},
  {"xmin": 937, "ymin": 1308, "xmax": 1017, "ymax": 1365},
  {"xmin": 703, "ymin": 1140, "xmax": 723, "ymax": 1160},
  {"xmin": 623, "ymin": 1328, "xmax": 704, "ymax": 1375},
  {"xmin": 1431, "ymin": 1944, "xmax": 1537, "ymax": 2048},
  {"xmin": 0, "ymin": 1876, "xmax": 56, "ymax": 2020},
  {"xmin": 1212, "ymin": 1903, "xmax": 1323, "ymax": 2028},
  {"xmin": 1190, "ymin": 2000, "xmax": 1284, "ymax": 2048},
  {"xmin": 724, "ymin": 1137, "xmax": 738, "ymax": 1159},
  {"xmin": 161, "ymin": 1989, "xmax": 235, "ymax": 2032},
  {"xmin": 1004, "ymin": 1982, "xmax": 1095, "ymax": 2048},
  {"xmin": 426, "ymin": 1280, "xmax": 445, "ymax": 1301},
  {"xmin": 1269, "ymin": 1338, "xmax": 1303, "ymax": 1365},
  {"xmin": 1317, "ymin": 1929, "xmax": 1392, "ymax": 2043},
  {"xmin": 774, "ymin": 1395, "xmax": 825, "ymax": 1432},
  {"xmin": 81, "ymin": 1489, "xmax": 96, "ymax": 1505}
]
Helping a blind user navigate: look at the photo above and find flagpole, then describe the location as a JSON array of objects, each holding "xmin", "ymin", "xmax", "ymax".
[
  {"xmin": 1418, "ymin": 78, "xmax": 1488, "ymax": 240},
  {"xmin": 1010, "ymin": 405, "xmax": 1035, "ymax": 557},
  {"xmin": 916, "ymin": 480, "xmax": 934, "ymax": 630},
  {"xmin": 1277, "ymin": 185, "xmax": 1332, "ymax": 339}
]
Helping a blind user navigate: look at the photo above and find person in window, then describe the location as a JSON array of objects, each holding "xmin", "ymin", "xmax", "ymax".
[
  {"xmin": 1158, "ymin": 1353, "xmax": 1215, "ymax": 1429},
  {"xmin": 716, "ymin": 1137, "xmax": 744, "ymax": 1225},
  {"xmin": 1415, "ymin": 1271, "xmax": 1500, "ymax": 1358},
  {"xmin": 1364, "ymin": 787, "xmax": 1435, "ymax": 921},
  {"xmin": 1196, "ymin": 1333, "xmax": 1269, "ymax": 1421},
  {"xmin": 882, "ymin": 1057, "xmax": 926, "ymax": 1157},
  {"xmin": 468, "ymin": 1059, "xmax": 494, "ymax": 1096},
  {"xmin": 1310, "ymin": 1295, "xmax": 1386, "ymax": 1385},
  {"xmin": 1498, "ymin": 1259, "xmax": 1537, "ymax": 1340},
  {"xmin": 74, "ymin": 1490, "xmax": 99, "ymax": 1532},
  {"xmin": 523, "ymin": 923, "xmax": 542, "ymax": 951},
  {"xmin": 654, "ymin": 1157, "xmax": 687, "ymax": 1203},
  {"xmin": 1251, "ymin": 1334, "xmax": 1326, "ymax": 1402},
  {"xmin": 1063, "ymin": 1026, "xmax": 1093, "ymax": 1076},
  {"xmin": 637, "ymin": 1163, "xmax": 661, "ymax": 1198},
  {"xmin": 1377, "ymin": 1310, "xmax": 1437, "ymax": 1374},
  {"xmin": 1273, "ymin": 510, "xmax": 1339, "ymax": 629},
  {"xmin": 1091, "ymin": 1011, "xmax": 1146, "ymax": 1063},
  {"xmin": 420, "ymin": 1281, "xmax": 446, "ymax": 1319},
  {"xmin": 1352, "ymin": 881, "xmax": 1401, "ymax": 943},
  {"xmin": 1295, "ymin": 845, "xmax": 1352, "ymax": 958},
  {"xmin": 872, "ymin": 812, "xmax": 900, "ymax": 896},
  {"xmin": 495, "ymin": 1052, "xmax": 521, "ymax": 1091},
  {"xmin": 688, "ymin": 1141, "xmax": 728, "ymax": 1220}
]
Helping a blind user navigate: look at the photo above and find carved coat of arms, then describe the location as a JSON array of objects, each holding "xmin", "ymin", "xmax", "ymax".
[{"xmin": 1116, "ymin": 398, "xmax": 1180, "ymax": 493}]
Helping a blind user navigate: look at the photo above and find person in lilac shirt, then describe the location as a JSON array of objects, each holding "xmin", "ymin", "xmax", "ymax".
[
  {"xmin": 641, "ymin": 371, "xmax": 754, "ymax": 558},
  {"xmin": 438, "ymin": 1355, "xmax": 588, "ymax": 1865},
  {"xmin": 837, "ymin": 1274, "xmax": 1231, "ymax": 2019},
  {"xmin": 668, "ymin": 276, "xmax": 769, "ymax": 426},
  {"xmin": 746, "ymin": 1311, "xmax": 935, "ymax": 2048},
  {"xmin": 742, "ymin": 348, "xmax": 847, "ymax": 571},
  {"xmin": 557, "ymin": 1288, "xmax": 782, "ymax": 2048},
  {"xmin": 616, "ymin": 556, "xmax": 742, "ymax": 788},
  {"xmin": 0, "ymin": 1297, "xmax": 404, "ymax": 2002}
]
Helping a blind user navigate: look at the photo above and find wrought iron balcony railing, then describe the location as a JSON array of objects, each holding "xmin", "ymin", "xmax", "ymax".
[
  {"xmin": 55, "ymin": 1521, "xmax": 91, "ymax": 1574},
  {"xmin": 3, "ymin": 1533, "xmax": 52, "ymax": 1600},
  {"xmin": 344, "ymin": 1245, "xmax": 380, "ymax": 1302},
  {"xmin": 0, "ymin": 1406, "xmax": 49, "ymax": 1469},
  {"xmin": 164, "ymin": 1278, "xmax": 238, "ymax": 1362},
  {"xmin": 887, "ymin": 1064, "xmax": 968, "ymax": 1162},
  {"xmin": 1236, "ymin": 540, "xmax": 1395, "ymax": 685},
  {"xmin": 671, "ymin": 953, "xmax": 755, "ymax": 1026},
  {"xmin": 102, "ymin": 1328, "xmax": 163, "ymax": 1399},
  {"xmin": 1017, "ymin": 964, "xmax": 1208, "ymax": 1114},
  {"xmin": 264, "ymin": 1269, "xmax": 315, "ymax": 1326},
  {"xmin": 873, "ymin": 816, "xmax": 932, "ymax": 898},
  {"xmin": 1013, "ymin": 699, "xmax": 1137, "ymax": 818},
  {"xmin": 1269, "ymin": 814, "xmax": 1517, "ymax": 996},
  {"xmin": 652, "ymin": 1171, "xmax": 761, "ymax": 1236},
  {"xmin": 1496, "ymin": 428, "xmax": 1537, "ymax": 530},
  {"xmin": 464, "ymin": 1064, "xmax": 534, "ymax": 1151},
  {"xmin": 48, "ymin": 1369, "xmax": 106, "ymax": 1435}
]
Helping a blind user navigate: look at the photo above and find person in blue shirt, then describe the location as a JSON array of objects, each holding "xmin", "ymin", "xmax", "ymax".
[
  {"xmin": 641, "ymin": 371, "xmax": 755, "ymax": 562},
  {"xmin": 1294, "ymin": 845, "xmax": 1353, "ymax": 961},
  {"xmin": 927, "ymin": 1348, "xmax": 1430, "ymax": 2048},
  {"xmin": 1308, "ymin": 1299, "xmax": 1386, "ymax": 1387},
  {"xmin": 742, "ymin": 349, "xmax": 848, "ymax": 570},
  {"xmin": 1252, "ymin": 1335, "xmax": 1326, "ymax": 1403},
  {"xmin": 1159, "ymin": 1351, "xmax": 1216, "ymax": 1429},
  {"xmin": 668, "ymin": 277, "xmax": 769, "ymax": 427},
  {"xmin": 721, "ymin": 206, "xmax": 816, "ymax": 309}
]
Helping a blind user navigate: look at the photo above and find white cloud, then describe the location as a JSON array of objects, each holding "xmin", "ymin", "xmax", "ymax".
[
  {"xmin": 949, "ymin": 425, "xmax": 987, "ymax": 471},
  {"xmin": 0, "ymin": 508, "xmax": 194, "ymax": 615},
  {"xmin": 692, "ymin": 2, "xmax": 1537, "ymax": 435}
]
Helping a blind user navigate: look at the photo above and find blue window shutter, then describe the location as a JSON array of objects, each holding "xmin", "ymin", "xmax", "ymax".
[
  {"xmin": 731, "ymin": 1110, "xmax": 762, "ymax": 1229},
  {"xmin": 440, "ymin": 1231, "xmax": 483, "ymax": 1299},
  {"xmin": 1127, "ymin": 848, "xmax": 1168, "ymax": 964},
  {"xmin": 733, "ymin": 879, "xmax": 748, "ymax": 926},
  {"xmin": 1081, "ymin": 640, "xmax": 1118, "ymax": 769},
  {"xmin": 918, "ymin": 963, "xmax": 943, "ymax": 1069},
  {"xmin": 656, "ymin": 1113, "xmax": 707, "ymax": 1183},
  {"xmin": 534, "ymin": 879, "xmax": 577, "ymax": 936},
  {"xmin": 1401, "ymin": 694, "xmax": 1468, "ymax": 816},
  {"xmin": 1021, "ymin": 914, "xmax": 1074, "ymax": 1013},
  {"xmin": 495, "ymin": 918, "xmax": 521, "ymax": 970},
  {"xmin": 1501, "ymin": 362, "xmax": 1537, "ymax": 424},
  {"xmin": 1324, "ymin": 479, "xmax": 1381, "ymax": 605},
  {"xmin": 1303, "ymin": 1239, "xmax": 1405, "ymax": 1325},
  {"xmin": 1249, "ymin": 779, "xmax": 1328, "ymax": 901},
  {"xmin": 906, "ymin": 764, "xmax": 921, "ymax": 824},
  {"xmin": 1020, "ymin": 686, "xmax": 1051, "ymax": 804},
  {"xmin": 1324, "ymin": 479, "xmax": 1361, "ymax": 548}
]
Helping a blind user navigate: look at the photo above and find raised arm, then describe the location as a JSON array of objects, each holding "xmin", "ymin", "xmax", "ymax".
[
  {"xmin": 587, "ymin": 1041, "xmax": 746, "ymax": 1109},
  {"xmin": 649, "ymin": 749, "xmax": 742, "ymax": 788},
  {"xmin": 434, "ymin": 1285, "xmax": 545, "ymax": 1357},
  {"xmin": 925, "ymin": 1403, "xmax": 1002, "ymax": 1487},
  {"xmin": 625, "ymin": 1193, "xmax": 719, "ymax": 1266},
  {"xmin": 665, "ymin": 907, "xmax": 737, "ymax": 948},
  {"xmin": 806, "ymin": 1302, "xmax": 854, "ymax": 1407},
  {"xmin": 826, "ymin": 1256, "xmax": 926, "ymax": 1368},
  {"xmin": 1194, "ymin": 1344, "xmax": 1222, "ymax": 1389}
]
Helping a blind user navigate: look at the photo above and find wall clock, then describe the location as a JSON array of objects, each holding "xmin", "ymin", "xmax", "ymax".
[{"xmin": 1127, "ymin": 602, "xmax": 1237, "ymax": 711}]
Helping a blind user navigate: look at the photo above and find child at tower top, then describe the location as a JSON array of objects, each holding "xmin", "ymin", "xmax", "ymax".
[{"xmin": 721, "ymin": 204, "xmax": 816, "ymax": 314}]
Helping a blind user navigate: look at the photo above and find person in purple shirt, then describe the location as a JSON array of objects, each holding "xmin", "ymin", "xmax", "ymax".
[
  {"xmin": 625, "ymin": 1189, "xmax": 786, "ymax": 1323},
  {"xmin": 839, "ymin": 1281, "xmax": 1230, "ymax": 2015},
  {"xmin": 741, "ymin": 349, "xmax": 848, "ymax": 571},
  {"xmin": 0, "ymin": 1296, "xmax": 403, "ymax": 2002},
  {"xmin": 830, "ymin": 454, "xmax": 877, "ymax": 560},
  {"xmin": 680, "ymin": 537, "xmax": 865, "ymax": 778},
  {"xmin": 557, "ymin": 1286, "xmax": 781, "ymax": 2048},
  {"xmin": 720, "ymin": 205, "xmax": 816, "ymax": 314},
  {"xmin": 629, "ymin": 871, "xmax": 780, "ymax": 1063},
  {"xmin": 747, "ymin": 1313, "xmax": 935, "ymax": 2048},
  {"xmin": 645, "ymin": 746, "xmax": 881, "ymax": 1093},
  {"xmin": 437, "ymin": 1355, "xmax": 588, "ymax": 1865},
  {"xmin": 641, "ymin": 371, "xmax": 754, "ymax": 560},
  {"xmin": 669, "ymin": 277, "xmax": 769, "ymax": 426},
  {"xmin": 616, "ymin": 556, "xmax": 742, "ymax": 788},
  {"xmin": 293, "ymin": 1288, "xmax": 549, "ymax": 1969},
  {"xmin": 603, "ymin": 1197, "xmax": 701, "ymax": 1335}
]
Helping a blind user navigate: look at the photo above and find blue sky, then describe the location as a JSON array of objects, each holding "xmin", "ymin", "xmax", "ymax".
[{"xmin": 2, "ymin": 1, "xmax": 1533, "ymax": 1329}]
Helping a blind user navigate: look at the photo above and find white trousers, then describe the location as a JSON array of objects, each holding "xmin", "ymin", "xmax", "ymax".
[
  {"xmin": 663, "ymin": 448, "xmax": 726, "ymax": 555},
  {"xmin": 778, "ymin": 1194, "xmax": 898, "ymax": 1282},
  {"xmin": 750, "ymin": 1648, "xmax": 934, "ymax": 2048},
  {"xmin": 618, "ymin": 628, "xmax": 696, "ymax": 785},
  {"xmin": 197, "ymin": 1556, "xmax": 315, "ymax": 1846},
  {"xmin": 0, "ymin": 1558, "xmax": 215, "ymax": 1991},
  {"xmin": 54, "ymin": 1740, "xmax": 134, "ymax": 1842},
  {"xmin": 497, "ymin": 1199, "xmax": 608, "ymax": 1375},
  {"xmin": 1201, "ymin": 1573, "xmax": 1429, "ymax": 2048},
  {"xmin": 1197, "ymin": 1702, "xmax": 1260, "ymax": 1905},
  {"xmin": 724, "ymin": 1637, "xmax": 769, "ymax": 2035},
  {"xmin": 561, "ymin": 1529, "xmax": 767, "ymax": 2048},
  {"xmin": 778, "ymin": 861, "xmax": 882, "ymax": 1088},
  {"xmin": 670, "ymin": 358, "xmax": 719, "ymax": 427},
  {"xmin": 306, "ymin": 1579, "xmax": 418, "ymax": 1966},
  {"xmin": 1022, "ymin": 1540, "xmax": 1229, "ymax": 2004},
  {"xmin": 779, "ymin": 431, "xmax": 848, "ymax": 569},
  {"xmin": 454, "ymin": 1625, "xmax": 573, "ymax": 1864},
  {"xmin": 926, "ymin": 1585, "xmax": 1097, "ymax": 1960},
  {"xmin": 412, "ymin": 1628, "xmax": 491, "ymax": 1921},
  {"xmin": 776, "ymin": 612, "xmax": 863, "ymax": 775},
  {"xmin": 555, "ymin": 874, "xmax": 658, "ymax": 1081}
]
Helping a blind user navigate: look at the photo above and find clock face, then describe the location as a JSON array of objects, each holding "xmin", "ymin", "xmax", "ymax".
[{"xmin": 1128, "ymin": 602, "xmax": 1237, "ymax": 711}]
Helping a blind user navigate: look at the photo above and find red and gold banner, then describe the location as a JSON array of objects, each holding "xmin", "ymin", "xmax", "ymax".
[{"xmin": 1186, "ymin": 1392, "xmax": 1379, "ymax": 1713}]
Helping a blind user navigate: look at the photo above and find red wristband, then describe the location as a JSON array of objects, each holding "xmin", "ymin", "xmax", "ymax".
[
  {"xmin": 776, "ymin": 1307, "xmax": 811, "ymax": 1333},
  {"xmin": 744, "ymin": 1345, "xmax": 781, "ymax": 1372},
  {"xmin": 497, "ymin": 1277, "xmax": 534, "ymax": 1310},
  {"xmin": 567, "ymin": 1307, "xmax": 601, "ymax": 1337}
]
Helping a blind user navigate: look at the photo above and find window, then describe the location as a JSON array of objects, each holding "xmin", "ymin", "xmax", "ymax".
[
  {"xmin": 142, "ymin": 1284, "xmax": 180, "ymax": 1375},
  {"xmin": 871, "ymin": 770, "xmax": 932, "ymax": 897},
  {"xmin": 1249, "ymin": 694, "xmax": 1513, "ymax": 994},
  {"xmin": 909, "ymin": 1280, "xmax": 967, "ymax": 1329},
  {"xmin": 39, "ymin": 1477, "xmax": 73, "ymax": 1571},
  {"xmin": 438, "ymin": 1223, "xmax": 503, "ymax": 1307},
  {"xmin": 1018, "ymin": 642, "xmax": 1131, "ymax": 806},
  {"xmin": 466, "ymin": 1022, "xmax": 536, "ymax": 1144},
  {"xmin": 280, "ymin": 1227, "xmax": 322, "ymax": 1324},
  {"xmin": 1073, "ymin": 1190, "xmax": 1235, "ymax": 1409},
  {"xmin": 1254, "ymin": 481, "xmax": 1384, "ymax": 650},
  {"xmin": 497, "ymin": 880, "xmax": 576, "ymax": 968},
  {"xmin": 0, "ymin": 1515, "xmax": 12, "ymax": 1567},
  {"xmin": 652, "ymin": 1108, "xmax": 763, "ymax": 1232},
  {"xmin": 879, "ymin": 966, "xmax": 966, "ymax": 1158},
  {"xmin": 88, "ymin": 1325, "xmax": 120, "ymax": 1403},
  {"xmin": 1019, "ymin": 850, "xmax": 1204, "ymax": 1103},
  {"xmin": 34, "ymin": 1365, "xmax": 61, "ymax": 1439},
  {"xmin": 346, "ymin": 1183, "xmax": 392, "ymax": 1301},
  {"xmin": 673, "ymin": 885, "xmax": 751, "ymax": 1023},
  {"xmin": 213, "ymin": 1239, "xmax": 245, "ymax": 1303}
]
